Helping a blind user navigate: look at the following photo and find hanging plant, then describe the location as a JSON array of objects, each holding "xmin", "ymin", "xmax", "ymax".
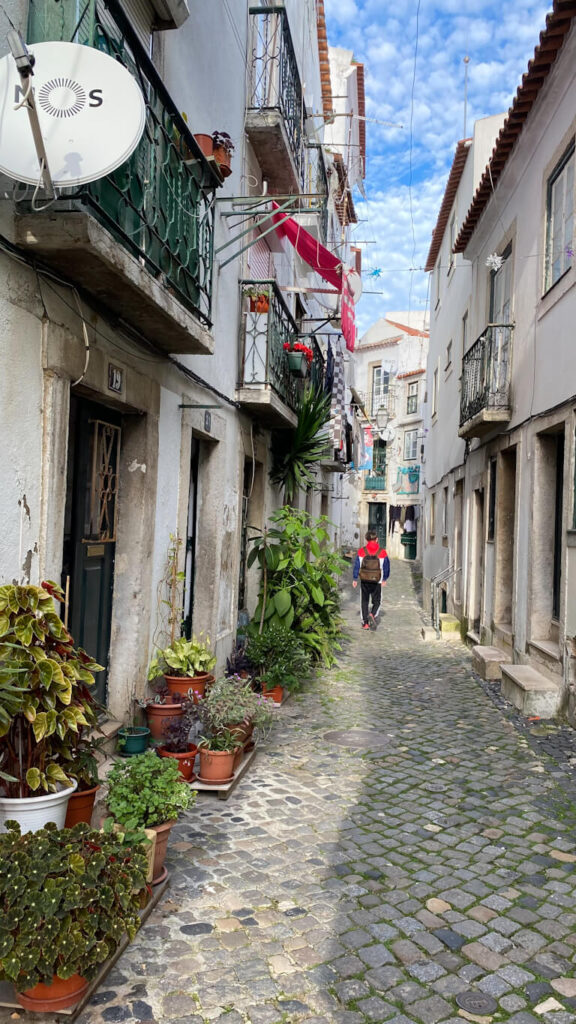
[{"xmin": 269, "ymin": 386, "xmax": 332, "ymax": 504}]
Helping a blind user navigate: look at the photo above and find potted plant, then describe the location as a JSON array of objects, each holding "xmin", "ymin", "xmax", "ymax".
[
  {"xmin": 243, "ymin": 284, "xmax": 271, "ymax": 313},
  {"xmin": 0, "ymin": 582, "xmax": 103, "ymax": 832},
  {"xmin": 283, "ymin": 340, "xmax": 314, "ymax": 377},
  {"xmin": 148, "ymin": 634, "xmax": 217, "ymax": 702},
  {"xmin": 117, "ymin": 723, "xmax": 151, "ymax": 756},
  {"xmin": 0, "ymin": 820, "xmax": 148, "ymax": 1011},
  {"xmin": 211, "ymin": 130, "xmax": 234, "ymax": 177},
  {"xmin": 137, "ymin": 688, "xmax": 186, "ymax": 743},
  {"xmin": 157, "ymin": 699, "xmax": 198, "ymax": 781},
  {"xmin": 106, "ymin": 750, "xmax": 194, "ymax": 884},
  {"xmin": 246, "ymin": 624, "xmax": 312, "ymax": 704},
  {"xmin": 195, "ymin": 676, "xmax": 274, "ymax": 779},
  {"xmin": 60, "ymin": 733, "xmax": 107, "ymax": 828}
]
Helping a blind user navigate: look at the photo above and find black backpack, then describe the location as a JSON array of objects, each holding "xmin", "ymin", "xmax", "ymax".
[{"xmin": 359, "ymin": 552, "xmax": 381, "ymax": 582}]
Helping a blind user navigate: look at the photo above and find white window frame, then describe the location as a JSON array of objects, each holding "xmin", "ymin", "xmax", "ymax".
[
  {"xmin": 432, "ymin": 365, "xmax": 439, "ymax": 417},
  {"xmin": 404, "ymin": 428, "xmax": 418, "ymax": 461},
  {"xmin": 406, "ymin": 381, "xmax": 418, "ymax": 415},
  {"xmin": 545, "ymin": 141, "xmax": 574, "ymax": 292}
]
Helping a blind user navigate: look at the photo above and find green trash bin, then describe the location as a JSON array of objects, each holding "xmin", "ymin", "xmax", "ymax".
[{"xmin": 400, "ymin": 532, "xmax": 417, "ymax": 560}]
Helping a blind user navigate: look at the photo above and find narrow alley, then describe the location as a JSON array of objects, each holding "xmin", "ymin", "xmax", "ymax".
[{"xmin": 42, "ymin": 561, "xmax": 576, "ymax": 1023}]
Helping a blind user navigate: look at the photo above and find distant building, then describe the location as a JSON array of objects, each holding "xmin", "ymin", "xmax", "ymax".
[{"xmin": 343, "ymin": 314, "xmax": 429, "ymax": 560}]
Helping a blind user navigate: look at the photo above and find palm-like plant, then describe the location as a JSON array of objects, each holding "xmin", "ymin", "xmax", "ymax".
[{"xmin": 270, "ymin": 386, "xmax": 332, "ymax": 503}]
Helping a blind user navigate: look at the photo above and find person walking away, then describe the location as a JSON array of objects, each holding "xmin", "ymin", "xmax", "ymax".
[{"xmin": 352, "ymin": 530, "xmax": 390, "ymax": 629}]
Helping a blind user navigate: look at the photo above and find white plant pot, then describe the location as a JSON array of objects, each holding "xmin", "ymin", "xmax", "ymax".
[{"xmin": 0, "ymin": 781, "xmax": 78, "ymax": 833}]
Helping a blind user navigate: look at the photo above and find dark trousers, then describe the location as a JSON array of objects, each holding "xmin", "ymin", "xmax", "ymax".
[{"xmin": 361, "ymin": 580, "xmax": 381, "ymax": 624}]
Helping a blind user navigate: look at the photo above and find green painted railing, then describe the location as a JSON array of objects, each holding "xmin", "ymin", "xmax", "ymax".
[
  {"xmin": 365, "ymin": 476, "xmax": 387, "ymax": 491},
  {"xmin": 240, "ymin": 281, "xmax": 324, "ymax": 411},
  {"xmin": 28, "ymin": 0, "xmax": 218, "ymax": 327}
]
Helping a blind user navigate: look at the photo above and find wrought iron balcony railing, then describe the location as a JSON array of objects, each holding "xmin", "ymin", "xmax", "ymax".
[
  {"xmin": 247, "ymin": 7, "xmax": 305, "ymax": 187},
  {"xmin": 239, "ymin": 281, "xmax": 324, "ymax": 413},
  {"xmin": 460, "ymin": 324, "xmax": 513, "ymax": 429},
  {"xmin": 27, "ymin": 0, "xmax": 218, "ymax": 327},
  {"xmin": 301, "ymin": 144, "xmax": 329, "ymax": 243},
  {"xmin": 395, "ymin": 466, "xmax": 420, "ymax": 495}
]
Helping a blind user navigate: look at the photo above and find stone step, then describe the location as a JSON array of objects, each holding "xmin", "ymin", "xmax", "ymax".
[
  {"xmin": 501, "ymin": 664, "xmax": 562, "ymax": 718},
  {"xmin": 438, "ymin": 614, "xmax": 461, "ymax": 639},
  {"xmin": 472, "ymin": 645, "xmax": 512, "ymax": 681}
]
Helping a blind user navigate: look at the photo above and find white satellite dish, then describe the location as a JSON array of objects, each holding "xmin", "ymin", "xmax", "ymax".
[
  {"xmin": 0, "ymin": 41, "xmax": 146, "ymax": 187},
  {"xmin": 345, "ymin": 269, "xmax": 363, "ymax": 304}
]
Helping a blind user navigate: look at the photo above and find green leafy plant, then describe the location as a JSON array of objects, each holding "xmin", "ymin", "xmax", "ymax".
[
  {"xmin": 0, "ymin": 820, "xmax": 148, "ymax": 992},
  {"xmin": 248, "ymin": 508, "xmax": 345, "ymax": 665},
  {"xmin": 196, "ymin": 676, "xmax": 274, "ymax": 735},
  {"xmin": 198, "ymin": 729, "xmax": 239, "ymax": 753},
  {"xmin": 245, "ymin": 626, "xmax": 311, "ymax": 692},
  {"xmin": 106, "ymin": 750, "xmax": 194, "ymax": 829},
  {"xmin": 148, "ymin": 634, "xmax": 216, "ymax": 681},
  {"xmin": 0, "ymin": 582, "xmax": 103, "ymax": 798},
  {"xmin": 270, "ymin": 386, "xmax": 332, "ymax": 503}
]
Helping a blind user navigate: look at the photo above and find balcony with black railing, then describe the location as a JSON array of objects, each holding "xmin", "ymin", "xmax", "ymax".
[
  {"xmin": 459, "ymin": 324, "xmax": 513, "ymax": 438},
  {"xmin": 23, "ymin": 0, "xmax": 219, "ymax": 354},
  {"xmin": 238, "ymin": 280, "xmax": 324, "ymax": 427},
  {"xmin": 246, "ymin": 7, "xmax": 305, "ymax": 193}
]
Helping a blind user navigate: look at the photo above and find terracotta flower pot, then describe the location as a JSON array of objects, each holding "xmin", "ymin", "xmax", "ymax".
[
  {"xmin": 262, "ymin": 685, "xmax": 284, "ymax": 704},
  {"xmin": 157, "ymin": 743, "xmax": 198, "ymax": 781},
  {"xmin": 198, "ymin": 747, "xmax": 237, "ymax": 783},
  {"xmin": 164, "ymin": 673, "xmax": 213, "ymax": 703},
  {"xmin": 150, "ymin": 819, "xmax": 176, "ymax": 885},
  {"xmin": 64, "ymin": 784, "xmax": 100, "ymax": 828},
  {"xmin": 145, "ymin": 702, "xmax": 184, "ymax": 741},
  {"xmin": 193, "ymin": 133, "xmax": 213, "ymax": 158},
  {"xmin": 17, "ymin": 974, "xmax": 89, "ymax": 1012},
  {"xmin": 213, "ymin": 146, "xmax": 232, "ymax": 177}
]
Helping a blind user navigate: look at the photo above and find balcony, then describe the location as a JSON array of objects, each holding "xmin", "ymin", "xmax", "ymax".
[
  {"xmin": 365, "ymin": 475, "xmax": 387, "ymax": 491},
  {"xmin": 395, "ymin": 466, "xmax": 420, "ymax": 495},
  {"xmin": 21, "ymin": 0, "xmax": 219, "ymax": 355},
  {"xmin": 237, "ymin": 280, "xmax": 324, "ymax": 427},
  {"xmin": 459, "ymin": 325, "xmax": 513, "ymax": 439},
  {"xmin": 246, "ymin": 7, "xmax": 304, "ymax": 193}
]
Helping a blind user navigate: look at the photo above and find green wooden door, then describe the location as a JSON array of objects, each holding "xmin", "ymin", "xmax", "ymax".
[
  {"xmin": 62, "ymin": 397, "xmax": 121, "ymax": 705},
  {"xmin": 368, "ymin": 502, "xmax": 387, "ymax": 548}
]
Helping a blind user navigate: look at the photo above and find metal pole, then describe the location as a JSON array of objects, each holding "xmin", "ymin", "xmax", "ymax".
[{"xmin": 7, "ymin": 31, "xmax": 55, "ymax": 198}]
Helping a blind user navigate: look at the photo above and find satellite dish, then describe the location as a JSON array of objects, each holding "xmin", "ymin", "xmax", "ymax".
[
  {"xmin": 345, "ymin": 269, "xmax": 363, "ymax": 304},
  {"xmin": 0, "ymin": 42, "xmax": 146, "ymax": 186}
]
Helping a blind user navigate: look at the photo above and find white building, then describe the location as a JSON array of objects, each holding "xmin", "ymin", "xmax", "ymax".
[
  {"xmin": 0, "ymin": 0, "xmax": 364, "ymax": 722},
  {"xmin": 343, "ymin": 314, "xmax": 429, "ymax": 558},
  {"xmin": 422, "ymin": 0, "xmax": 576, "ymax": 721}
]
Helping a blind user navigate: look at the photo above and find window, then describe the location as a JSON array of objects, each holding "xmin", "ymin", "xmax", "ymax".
[
  {"xmin": 442, "ymin": 486, "xmax": 448, "ymax": 537},
  {"xmin": 545, "ymin": 142, "xmax": 574, "ymax": 291},
  {"xmin": 445, "ymin": 340, "xmax": 452, "ymax": 371},
  {"xmin": 404, "ymin": 429, "xmax": 418, "ymax": 461},
  {"xmin": 373, "ymin": 439, "xmax": 387, "ymax": 478},
  {"xmin": 370, "ymin": 366, "xmax": 390, "ymax": 418},
  {"xmin": 430, "ymin": 492, "xmax": 436, "ymax": 539},
  {"xmin": 434, "ymin": 263, "xmax": 441, "ymax": 307},
  {"xmin": 406, "ymin": 382, "xmax": 418, "ymax": 415},
  {"xmin": 449, "ymin": 213, "xmax": 456, "ymax": 271},
  {"xmin": 432, "ymin": 365, "xmax": 439, "ymax": 417},
  {"xmin": 488, "ymin": 458, "xmax": 497, "ymax": 541}
]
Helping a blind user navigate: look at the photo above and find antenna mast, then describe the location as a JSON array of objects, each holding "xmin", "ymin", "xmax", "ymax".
[{"xmin": 463, "ymin": 55, "xmax": 470, "ymax": 138}]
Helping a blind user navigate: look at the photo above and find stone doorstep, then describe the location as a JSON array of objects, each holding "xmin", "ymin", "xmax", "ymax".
[
  {"xmin": 501, "ymin": 663, "xmax": 562, "ymax": 718},
  {"xmin": 472, "ymin": 645, "xmax": 512, "ymax": 681},
  {"xmin": 438, "ymin": 614, "xmax": 461, "ymax": 639}
]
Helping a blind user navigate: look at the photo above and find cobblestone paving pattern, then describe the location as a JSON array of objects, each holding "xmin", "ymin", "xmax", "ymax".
[{"xmin": 12, "ymin": 560, "xmax": 576, "ymax": 1024}]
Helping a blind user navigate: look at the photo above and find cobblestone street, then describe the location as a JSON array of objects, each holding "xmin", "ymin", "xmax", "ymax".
[{"xmin": 17, "ymin": 559, "xmax": 576, "ymax": 1024}]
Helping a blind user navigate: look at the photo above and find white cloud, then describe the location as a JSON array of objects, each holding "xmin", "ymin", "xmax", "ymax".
[{"xmin": 324, "ymin": 0, "xmax": 551, "ymax": 323}]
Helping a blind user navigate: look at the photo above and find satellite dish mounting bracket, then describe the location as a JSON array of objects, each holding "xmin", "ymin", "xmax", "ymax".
[{"xmin": 6, "ymin": 30, "xmax": 55, "ymax": 198}]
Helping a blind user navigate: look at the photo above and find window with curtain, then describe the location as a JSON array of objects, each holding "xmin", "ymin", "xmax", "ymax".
[{"xmin": 545, "ymin": 141, "xmax": 574, "ymax": 292}]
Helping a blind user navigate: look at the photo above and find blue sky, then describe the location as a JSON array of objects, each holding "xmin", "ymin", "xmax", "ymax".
[{"xmin": 324, "ymin": 0, "xmax": 552, "ymax": 334}]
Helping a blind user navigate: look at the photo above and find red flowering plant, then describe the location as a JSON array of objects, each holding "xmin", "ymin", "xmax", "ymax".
[{"xmin": 283, "ymin": 341, "xmax": 314, "ymax": 366}]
